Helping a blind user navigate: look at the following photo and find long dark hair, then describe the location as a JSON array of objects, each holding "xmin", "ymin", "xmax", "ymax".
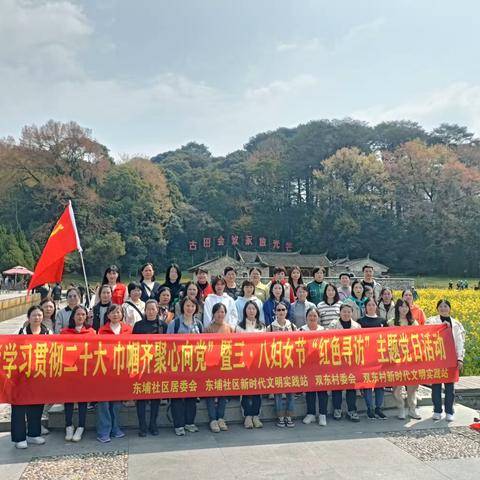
[
  {"xmin": 288, "ymin": 266, "xmax": 304, "ymax": 290},
  {"xmin": 269, "ymin": 280, "xmax": 285, "ymax": 300},
  {"xmin": 239, "ymin": 300, "xmax": 262, "ymax": 330},
  {"xmin": 394, "ymin": 299, "xmax": 414, "ymax": 326},
  {"xmin": 350, "ymin": 279, "xmax": 365, "ymax": 301},
  {"xmin": 102, "ymin": 265, "xmax": 121, "ymax": 285},
  {"xmin": 165, "ymin": 263, "xmax": 182, "ymax": 284},
  {"xmin": 182, "ymin": 281, "xmax": 203, "ymax": 305},
  {"xmin": 68, "ymin": 305, "xmax": 89, "ymax": 329},
  {"xmin": 322, "ymin": 283, "xmax": 340, "ymax": 304}
]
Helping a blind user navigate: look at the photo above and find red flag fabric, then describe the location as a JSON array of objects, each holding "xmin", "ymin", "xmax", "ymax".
[{"xmin": 28, "ymin": 201, "xmax": 81, "ymax": 291}]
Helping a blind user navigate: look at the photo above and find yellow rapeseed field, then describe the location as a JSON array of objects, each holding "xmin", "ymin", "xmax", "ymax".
[{"xmin": 407, "ymin": 289, "xmax": 480, "ymax": 375}]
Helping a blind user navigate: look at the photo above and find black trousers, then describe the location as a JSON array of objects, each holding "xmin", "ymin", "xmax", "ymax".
[
  {"xmin": 241, "ymin": 395, "xmax": 262, "ymax": 416},
  {"xmin": 11, "ymin": 404, "xmax": 44, "ymax": 442},
  {"xmin": 64, "ymin": 402, "xmax": 88, "ymax": 428},
  {"xmin": 332, "ymin": 389, "xmax": 357, "ymax": 412},
  {"xmin": 170, "ymin": 398, "xmax": 197, "ymax": 428},
  {"xmin": 136, "ymin": 399, "xmax": 160, "ymax": 431},
  {"xmin": 306, "ymin": 391, "xmax": 328, "ymax": 415}
]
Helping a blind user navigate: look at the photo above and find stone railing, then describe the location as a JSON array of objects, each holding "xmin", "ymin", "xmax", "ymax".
[{"xmin": 0, "ymin": 293, "xmax": 41, "ymax": 323}]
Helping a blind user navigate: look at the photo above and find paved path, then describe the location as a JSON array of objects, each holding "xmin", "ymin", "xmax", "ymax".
[{"xmin": 0, "ymin": 403, "xmax": 479, "ymax": 480}]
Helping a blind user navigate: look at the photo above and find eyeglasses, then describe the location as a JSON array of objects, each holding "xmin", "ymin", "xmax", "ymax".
[{"xmin": 67, "ymin": 294, "xmax": 78, "ymax": 299}]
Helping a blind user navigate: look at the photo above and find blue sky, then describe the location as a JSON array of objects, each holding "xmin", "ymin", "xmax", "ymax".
[{"xmin": 1, "ymin": 0, "xmax": 479, "ymax": 158}]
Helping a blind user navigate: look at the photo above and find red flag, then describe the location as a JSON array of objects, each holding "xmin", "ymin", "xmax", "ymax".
[{"xmin": 28, "ymin": 201, "xmax": 82, "ymax": 291}]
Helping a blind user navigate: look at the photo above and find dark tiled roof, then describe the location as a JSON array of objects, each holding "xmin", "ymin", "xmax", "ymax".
[{"xmin": 236, "ymin": 250, "xmax": 332, "ymax": 268}]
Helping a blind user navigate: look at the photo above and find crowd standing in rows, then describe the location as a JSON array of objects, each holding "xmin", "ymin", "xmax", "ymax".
[{"xmin": 11, "ymin": 263, "xmax": 465, "ymax": 449}]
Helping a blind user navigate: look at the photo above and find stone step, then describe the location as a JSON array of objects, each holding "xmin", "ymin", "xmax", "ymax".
[{"xmin": 46, "ymin": 387, "xmax": 433, "ymax": 430}]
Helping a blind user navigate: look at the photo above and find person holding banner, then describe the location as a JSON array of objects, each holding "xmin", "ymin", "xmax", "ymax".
[
  {"xmin": 139, "ymin": 263, "xmax": 161, "ymax": 302},
  {"xmin": 11, "ymin": 305, "xmax": 51, "ymax": 449},
  {"xmin": 167, "ymin": 297, "xmax": 203, "ymax": 436},
  {"xmin": 269, "ymin": 303, "xmax": 296, "ymax": 428},
  {"xmin": 205, "ymin": 303, "xmax": 233, "ymax": 433},
  {"xmin": 61, "ymin": 305, "xmax": 95, "ymax": 442},
  {"xmin": 54, "ymin": 286, "xmax": 81, "ymax": 333},
  {"xmin": 101, "ymin": 265, "xmax": 127, "ymax": 305},
  {"xmin": 300, "ymin": 307, "xmax": 329, "ymax": 426},
  {"xmin": 96, "ymin": 305, "xmax": 133, "ymax": 443},
  {"xmin": 236, "ymin": 300, "xmax": 265, "ymax": 429},
  {"xmin": 427, "ymin": 299, "xmax": 465, "ymax": 421},
  {"xmin": 387, "ymin": 299, "xmax": 421, "ymax": 420},
  {"xmin": 327, "ymin": 304, "xmax": 361, "ymax": 422},
  {"xmin": 358, "ymin": 298, "xmax": 387, "ymax": 420},
  {"xmin": 133, "ymin": 300, "xmax": 167, "ymax": 437}
]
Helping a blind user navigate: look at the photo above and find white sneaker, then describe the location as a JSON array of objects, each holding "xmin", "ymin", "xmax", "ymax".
[
  {"xmin": 432, "ymin": 412, "xmax": 442, "ymax": 421},
  {"xmin": 175, "ymin": 427, "xmax": 185, "ymax": 436},
  {"xmin": 408, "ymin": 409, "xmax": 422, "ymax": 420},
  {"xmin": 318, "ymin": 414, "xmax": 327, "ymax": 426},
  {"xmin": 446, "ymin": 413, "xmax": 454, "ymax": 422},
  {"xmin": 333, "ymin": 409, "xmax": 342, "ymax": 420},
  {"xmin": 303, "ymin": 414, "xmax": 316, "ymax": 425},
  {"xmin": 397, "ymin": 408, "xmax": 406, "ymax": 420},
  {"xmin": 209, "ymin": 420, "xmax": 220, "ymax": 433},
  {"xmin": 26, "ymin": 436, "xmax": 45, "ymax": 445},
  {"xmin": 72, "ymin": 427, "xmax": 84, "ymax": 442},
  {"xmin": 244, "ymin": 416, "xmax": 254, "ymax": 429},
  {"xmin": 252, "ymin": 416, "xmax": 263, "ymax": 428},
  {"xmin": 65, "ymin": 425, "xmax": 74, "ymax": 441},
  {"xmin": 184, "ymin": 424, "xmax": 199, "ymax": 433},
  {"xmin": 41, "ymin": 425, "xmax": 49, "ymax": 435},
  {"xmin": 15, "ymin": 440, "xmax": 28, "ymax": 449}
]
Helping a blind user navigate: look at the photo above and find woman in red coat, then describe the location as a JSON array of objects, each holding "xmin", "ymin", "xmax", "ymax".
[{"xmin": 61, "ymin": 305, "xmax": 96, "ymax": 442}]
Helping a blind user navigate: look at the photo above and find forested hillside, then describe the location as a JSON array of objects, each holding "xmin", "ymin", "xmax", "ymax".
[{"xmin": 1, "ymin": 119, "xmax": 479, "ymax": 276}]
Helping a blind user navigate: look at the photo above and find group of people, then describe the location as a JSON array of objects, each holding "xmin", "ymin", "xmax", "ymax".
[{"xmin": 11, "ymin": 262, "xmax": 466, "ymax": 450}]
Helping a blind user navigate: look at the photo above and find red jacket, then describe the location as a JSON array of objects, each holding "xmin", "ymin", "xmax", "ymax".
[
  {"xmin": 60, "ymin": 327, "xmax": 96, "ymax": 335},
  {"xmin": 111, "ymin": 283, "xmax": 127, "ymax": 305},
  {"xmin": 197, "ymin": 282, "xmax": 214, "ymax": 300},
  {"xmin": 98, "ymin": 322, "xmax": 132, "ymax": 335}
]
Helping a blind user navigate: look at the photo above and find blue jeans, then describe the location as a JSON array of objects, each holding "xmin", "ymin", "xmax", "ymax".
[
  {"xmin": 96, "ymin": 401, "xmax": 122, "ymax": 438},
  {"xmin": 363, "ymin": 388, "xmax": 384, "ymax": 409},
  {"xmin": 432, "ymin": 383, "xmax": 455, "ymax": 414},
  {"xmin": 274, "ymin": 393, "xmax": 294, "ymax": 417},
  {"xmin": 206, "ymin": 397, "xmax": 227, "ymax": 421}
]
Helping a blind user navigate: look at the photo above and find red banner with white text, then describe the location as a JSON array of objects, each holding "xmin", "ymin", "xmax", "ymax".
[{"xmin": 0, "ymin": 324, "xmax": 458, "ymax": 404}]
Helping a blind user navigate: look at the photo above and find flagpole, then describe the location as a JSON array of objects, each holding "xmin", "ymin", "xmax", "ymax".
[
  {"xmin": 68, "ymin": 200, "xmax": 91, "ymax": 307},
  {"xmin": 78, "ymin": 249, "xmax": 91, "ymax": 307}
]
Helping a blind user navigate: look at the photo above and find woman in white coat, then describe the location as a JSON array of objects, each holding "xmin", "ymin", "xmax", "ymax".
[{"xmin": 426, "ymin": 299, "xmax": 465, "ymax": 422}]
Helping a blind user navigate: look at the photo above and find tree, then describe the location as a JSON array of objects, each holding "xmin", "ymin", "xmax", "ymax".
[{"xmin": 430, "ymin": 123, "xmax": 476, "ymax": 146}]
